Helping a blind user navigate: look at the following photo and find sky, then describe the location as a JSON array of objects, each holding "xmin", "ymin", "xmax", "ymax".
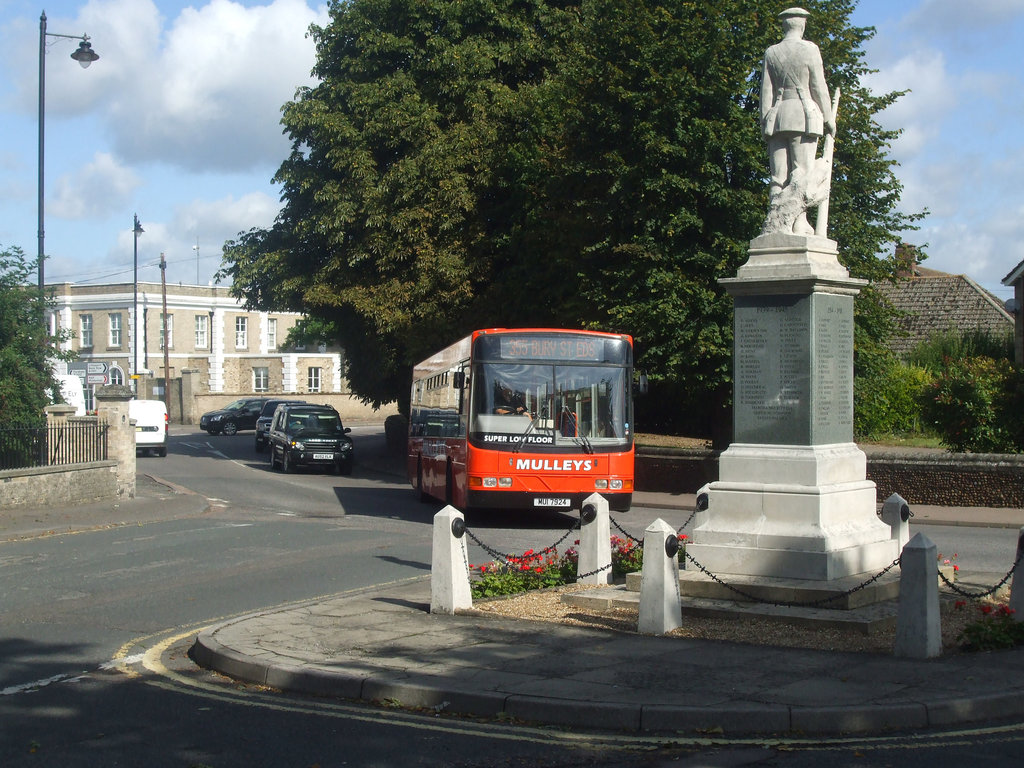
[{"xmin": 0, "ymin": 0, "xmax": 1021, "ymax": 306}]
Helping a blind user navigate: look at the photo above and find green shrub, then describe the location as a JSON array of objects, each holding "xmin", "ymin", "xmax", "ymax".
[
  {"xmin": 909, "ymin": 328, "xmax": 1015, "ymax": 371},
  {"xmin": 919, "ymin": 357, "xmax": 1021, "ymax": 453},
  {"xmin": 958, "ymin": 602, "xmax": 1024, "ymax": 651},
  {"xmin": 854, "ymin": 362, "xmax": 934, "ymax": 440}
]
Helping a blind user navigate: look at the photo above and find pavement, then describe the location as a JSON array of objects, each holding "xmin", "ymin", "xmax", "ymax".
[
  {"xmin": 7, "ymin": 446, "xmax": 1024, "ymax": 737},
  {"xmin": 187, "ymin": 486, "xmax": 1024, "ymax": 737}
]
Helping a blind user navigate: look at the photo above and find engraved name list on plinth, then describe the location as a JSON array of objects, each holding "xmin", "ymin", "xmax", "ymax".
[{"xmin": 733, "ymin": 292, "xmax": 853, "ymax": 446}]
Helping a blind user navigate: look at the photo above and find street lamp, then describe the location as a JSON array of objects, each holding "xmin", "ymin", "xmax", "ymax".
[
  {"xmin": 133, "ymin": 214, "xmax": 144, "ymax": 392},
  {"xmin": 38, "ymin": 11, "xmax": 99, "ymax": 293}
]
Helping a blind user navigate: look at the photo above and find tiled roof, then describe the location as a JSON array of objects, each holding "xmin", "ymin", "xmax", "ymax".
[{"xmin": 873, "ymin": 273, "xmax": 1013, "ymax": 358}]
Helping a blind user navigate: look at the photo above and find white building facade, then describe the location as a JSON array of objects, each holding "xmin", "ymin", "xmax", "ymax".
[{"xmin": 46, "ymin": 282, "xmax": 366, "ymax": 420}]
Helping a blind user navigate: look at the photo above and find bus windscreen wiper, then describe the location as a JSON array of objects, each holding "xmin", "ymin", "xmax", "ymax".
[
  {"xmin": 560, "ymin": 406, "xmax": 594, "ymax": 454},
  {"xmin": 512, "ymin": 413, "xmax": 540, "ymax": 453}
]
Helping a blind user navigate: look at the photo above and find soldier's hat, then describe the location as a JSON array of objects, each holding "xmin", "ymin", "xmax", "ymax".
[{"xmin": 778, "ymin": 7, "xmax": 810, "ymax": 18}]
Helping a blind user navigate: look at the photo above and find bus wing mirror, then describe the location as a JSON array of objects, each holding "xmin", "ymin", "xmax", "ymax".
[
  {"xmin": 453, "ymin": 371, "xmax": 466, "ymax": 389},
  {"xmin": 635, "ymin": 373, "xmax": 649, "ymax": 396}
]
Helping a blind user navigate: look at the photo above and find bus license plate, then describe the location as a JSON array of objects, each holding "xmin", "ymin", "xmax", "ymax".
[
  {"xmin": 312, "ymin": 453, "xmax": 333, "ymax": 460},
  {"xmin": 534, "ymin": 498, "xmax": 571, "ymax": 508}
]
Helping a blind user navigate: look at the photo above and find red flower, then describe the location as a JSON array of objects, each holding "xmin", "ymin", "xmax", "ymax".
[{"xmin": 980, "ymin": 604, "xmax": 994, "ymax": 615}]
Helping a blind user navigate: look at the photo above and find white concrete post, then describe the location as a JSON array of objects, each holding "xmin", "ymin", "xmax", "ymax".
[
  {"xmin": 894, "ymin": 533, "xmax": 942, "ymax": 658},
  {"xmin": 639, "ymin": 518, "xmax": 682, "ymax": 635},
  {"xmin": 880, "ymin": 493, "xmax": 911, "ymax": 550},
  {"xmin": 430, "ymin": 506, "xmax": 472, "ymax": 615},
  {"xmin": 1007, "ymin": 527, "xmax": 1024, "ymax": 621},
  {"xmin": 577, "ymin": 493, "xmax": 612, "ymax": 585}
]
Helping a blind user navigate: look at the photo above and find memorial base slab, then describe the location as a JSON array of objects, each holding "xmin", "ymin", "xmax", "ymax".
[{"xmin": 688, "ymin": 443, "xmax": 900, "ymax": 582}]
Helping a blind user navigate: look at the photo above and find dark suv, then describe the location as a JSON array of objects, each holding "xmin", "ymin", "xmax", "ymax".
[
  {"xmin": 199, "ymin": 397, "xmax": 270, "ymax": 435},
  {"xmin": 254, "ymin": 399, "xmax": 306, "ymax": 451},
  {"xmin": 268, "ymin": 404, "xmax": 353, "ymax": 474}
]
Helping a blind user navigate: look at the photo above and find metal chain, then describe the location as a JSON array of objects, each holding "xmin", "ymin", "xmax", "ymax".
[
  {"xmin": 681, "ymin": 551, "xmax": 903, "ymax": 608},
  {"xmin": 576, "ymin": 562, "xmax": 613, "ymax": 581},
  {"xmin": 609, "ymin": 515, "xmax": 642, "ymax": 546},
  {"xmin": 609, "ymin": 507, "xmax": 699, "ymax": 546},
  {"xmin": 938, "ymin": 546, "xmax": 1024, "ymax": 600}
]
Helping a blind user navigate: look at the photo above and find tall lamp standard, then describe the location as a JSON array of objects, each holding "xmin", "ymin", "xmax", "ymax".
[
  {"xmin": 38, "ymin": 12, "xmax": 99, "ymax": 294},
  {"xmin": 132, "ymin": 214, "xmax": 144, "ymax": 392}
]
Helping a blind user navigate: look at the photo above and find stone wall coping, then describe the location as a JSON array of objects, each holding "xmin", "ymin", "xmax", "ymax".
[{"xmin": 0, "ymin": 460, "xmax": 118, "ymax": 481}]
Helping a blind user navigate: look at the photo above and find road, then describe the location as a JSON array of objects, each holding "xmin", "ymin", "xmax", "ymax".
[{"xmin": 2, "ymin": 425, "xmax": 1023, "ymax": 766}]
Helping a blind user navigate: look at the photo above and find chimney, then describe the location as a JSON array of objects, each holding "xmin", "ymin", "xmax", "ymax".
[{"xmin": 895, "ymin": 243, "xmax": 919, "ymax": 278}]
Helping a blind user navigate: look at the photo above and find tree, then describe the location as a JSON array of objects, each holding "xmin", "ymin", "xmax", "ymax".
[
  {"xmin": 0, "ymin": 246, "xmax": 70, "ymax": 423},
  {"xmin": 221, "ymin": 0, "xmax": 920, "ymax": 425}
]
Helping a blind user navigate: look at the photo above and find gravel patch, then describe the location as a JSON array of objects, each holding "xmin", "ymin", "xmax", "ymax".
[{"xmin": 472, "ymin": 585, "xmax": 986, "ymax": 656}]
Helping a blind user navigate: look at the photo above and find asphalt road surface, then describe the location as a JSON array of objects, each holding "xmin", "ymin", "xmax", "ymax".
[{"xmin": 3, "ymin": 425, "xmax": 1024, "ymax": 766}]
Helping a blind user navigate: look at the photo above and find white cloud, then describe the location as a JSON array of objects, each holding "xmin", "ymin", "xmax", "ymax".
[
  {"xmin": 50, "ymin": 152, "xmax": 141, "ymax": 219},
  {"xmin": 103, "ymin": 0, "xmax": 327, "ymax": 171}
]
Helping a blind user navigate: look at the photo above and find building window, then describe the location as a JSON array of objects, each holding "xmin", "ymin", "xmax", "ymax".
[
  {"xmin": 84, "ymin": 385, "xmax": 95, "ymax": 413},
  {"xmin": 267, "ymin": 318, "xmax": 277, "ymax": 350},
  {"xmin": 109, "ymin": 366, "xmax": 124, "ymax": 386},
  {"xmin": 109, "ymin": 313, "xmax": 122, "ymax": 347},
  {"xmin": 253, "ymin": 367, "xmax": 269, "ymax": 392},
  {"xmin": 195, "ymin": 315, "xmax": 208, "ymax": 348},
  {"xmin": 308, "ymin": 366, "xmax": 322, "ymax": 393},
  {"xmin": 80, "ymin": 314, "xmax": 93, "ymax": 348},
  {"xmin": 160, "ymin": 314, "xmax": 174, "ymax": 350},
  {"xmin": 235, "ymin": 316, "xmax": 248, "ymax": 349}
]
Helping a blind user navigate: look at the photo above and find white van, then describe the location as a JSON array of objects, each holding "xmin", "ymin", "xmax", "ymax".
[
  {"xmin": 55, "ymin": 375, "xmax": 86, "ymax": 416},
  {"xmin": 130, "ymin": 399, "xmax": 168, "ymax": 457}
]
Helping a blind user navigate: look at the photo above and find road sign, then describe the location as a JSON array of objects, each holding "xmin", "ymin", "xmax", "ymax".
[{"xmin": 86, "ymin": 373, "xmax": 107, "ymax": 385}]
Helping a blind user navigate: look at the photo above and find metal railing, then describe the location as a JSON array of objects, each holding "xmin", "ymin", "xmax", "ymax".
[{"xmin": 0, "ymin": 421, "xmax": 109, "ymax": 470}]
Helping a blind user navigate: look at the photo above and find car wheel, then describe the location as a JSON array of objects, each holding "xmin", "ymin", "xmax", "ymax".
[
  {"xmin": 339, "ymin": 459, "xmax": 353, "ymax": 476},
  {"xmin": 254, "ymin": 439, "xmax": 264, "ymax": 453},
  {"xmin": 222, "ymin": 420, "xmax": 238, "ymax": 436},
  {"xmin": 282, "ymin": 450, "xmax": 292, "ymax": 473},
  {"xmin": 158, "ymin": 447, "xmax": 167, "ymax": 457}
]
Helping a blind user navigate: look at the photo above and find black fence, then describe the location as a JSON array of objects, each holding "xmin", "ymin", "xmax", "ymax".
[{"xmin": 0, "ymin": 421, "xmax": 109, "ymax": 471}]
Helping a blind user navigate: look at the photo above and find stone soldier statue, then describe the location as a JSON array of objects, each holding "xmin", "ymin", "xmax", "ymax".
[{"xmin": 760, "ymin": 7, "xmax": 835, "ymax": 236}]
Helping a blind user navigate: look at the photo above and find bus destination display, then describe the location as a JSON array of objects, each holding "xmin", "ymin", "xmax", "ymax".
[{"xmin": 498, "ymin": 336, "xmax": 603, "ymax": 362}]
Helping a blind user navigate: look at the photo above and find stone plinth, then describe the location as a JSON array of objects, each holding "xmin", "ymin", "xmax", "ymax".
[{"xmin": 687, "ymin": 236, "xmax": 900, "ymax": 582}]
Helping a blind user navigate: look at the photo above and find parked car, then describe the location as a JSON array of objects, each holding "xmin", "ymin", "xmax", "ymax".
[
  {"xmin": 268, "ymin": 403, "xmax": 353, "ymax": 474},
  {"xmin": 199, "ymin": 397, "xmax": 270, "ymax": 435},
  {"xmin": 254, "ymin": 398, "xmax": 306, "ymax": 452},
  {"xmin": 130, "ymin": 399, "xmax": 168, "ymax": 457}
]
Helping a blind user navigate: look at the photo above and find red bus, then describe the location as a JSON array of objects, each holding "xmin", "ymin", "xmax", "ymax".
[{"xmin": 408, "ymin": 328, "xmax": 635, "ymax": 512}]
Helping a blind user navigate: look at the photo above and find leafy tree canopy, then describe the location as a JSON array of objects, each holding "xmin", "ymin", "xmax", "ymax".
[
  {"xmin": 0, "ymin": 246, "xmax": 72, "ymax": 423},
  {"xmin": 220, "ymin": 0, "xmax": 920, "ymax": 422}
]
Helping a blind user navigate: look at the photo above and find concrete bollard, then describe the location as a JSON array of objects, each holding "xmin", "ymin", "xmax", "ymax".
[
  {"xmin": 430, "ymin": 505, "xmax": 473, "ymax": 615},
  {"xmin": 894, "ymin": 533, "xmax": 942, "ymax": 658},
  {"xmin": 638, "ymin": 518, "xmax": 682, "ymax": 635},
  {"xmin": 577, "ymin": 493, "xmax": 612, "ymax": 585},
  {"xmin": 1008, "ymin": 527, "xmax": 1024, "ymax": 621},
  {"xmin": 880, "ymin": 492, "xmax": 912, "ymax": 550}
]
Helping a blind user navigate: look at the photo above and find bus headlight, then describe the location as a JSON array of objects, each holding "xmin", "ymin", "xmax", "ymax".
[
  {"xmin": 609, "ymin": 479, "xmax": 623, "ymax": 490},
  {"xmin": 498, "ymin": 477, "xmax": 513, "ymax": 488},
  {"xmin": 482, "ymin": 477, "xmax": 498, "ymax": 488},
  {"xmin": 594, "ymin": 479, "xmax": 609, "ymax": 489}
]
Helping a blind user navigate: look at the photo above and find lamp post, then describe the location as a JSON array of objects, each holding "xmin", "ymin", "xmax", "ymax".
[
  {"xmin": 38, "ymin": 11, "xmax": 99, "ymax": 294},
  {"xmin": 133, "ymin": 214, "xmax": 144, "ymax": 393}
]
